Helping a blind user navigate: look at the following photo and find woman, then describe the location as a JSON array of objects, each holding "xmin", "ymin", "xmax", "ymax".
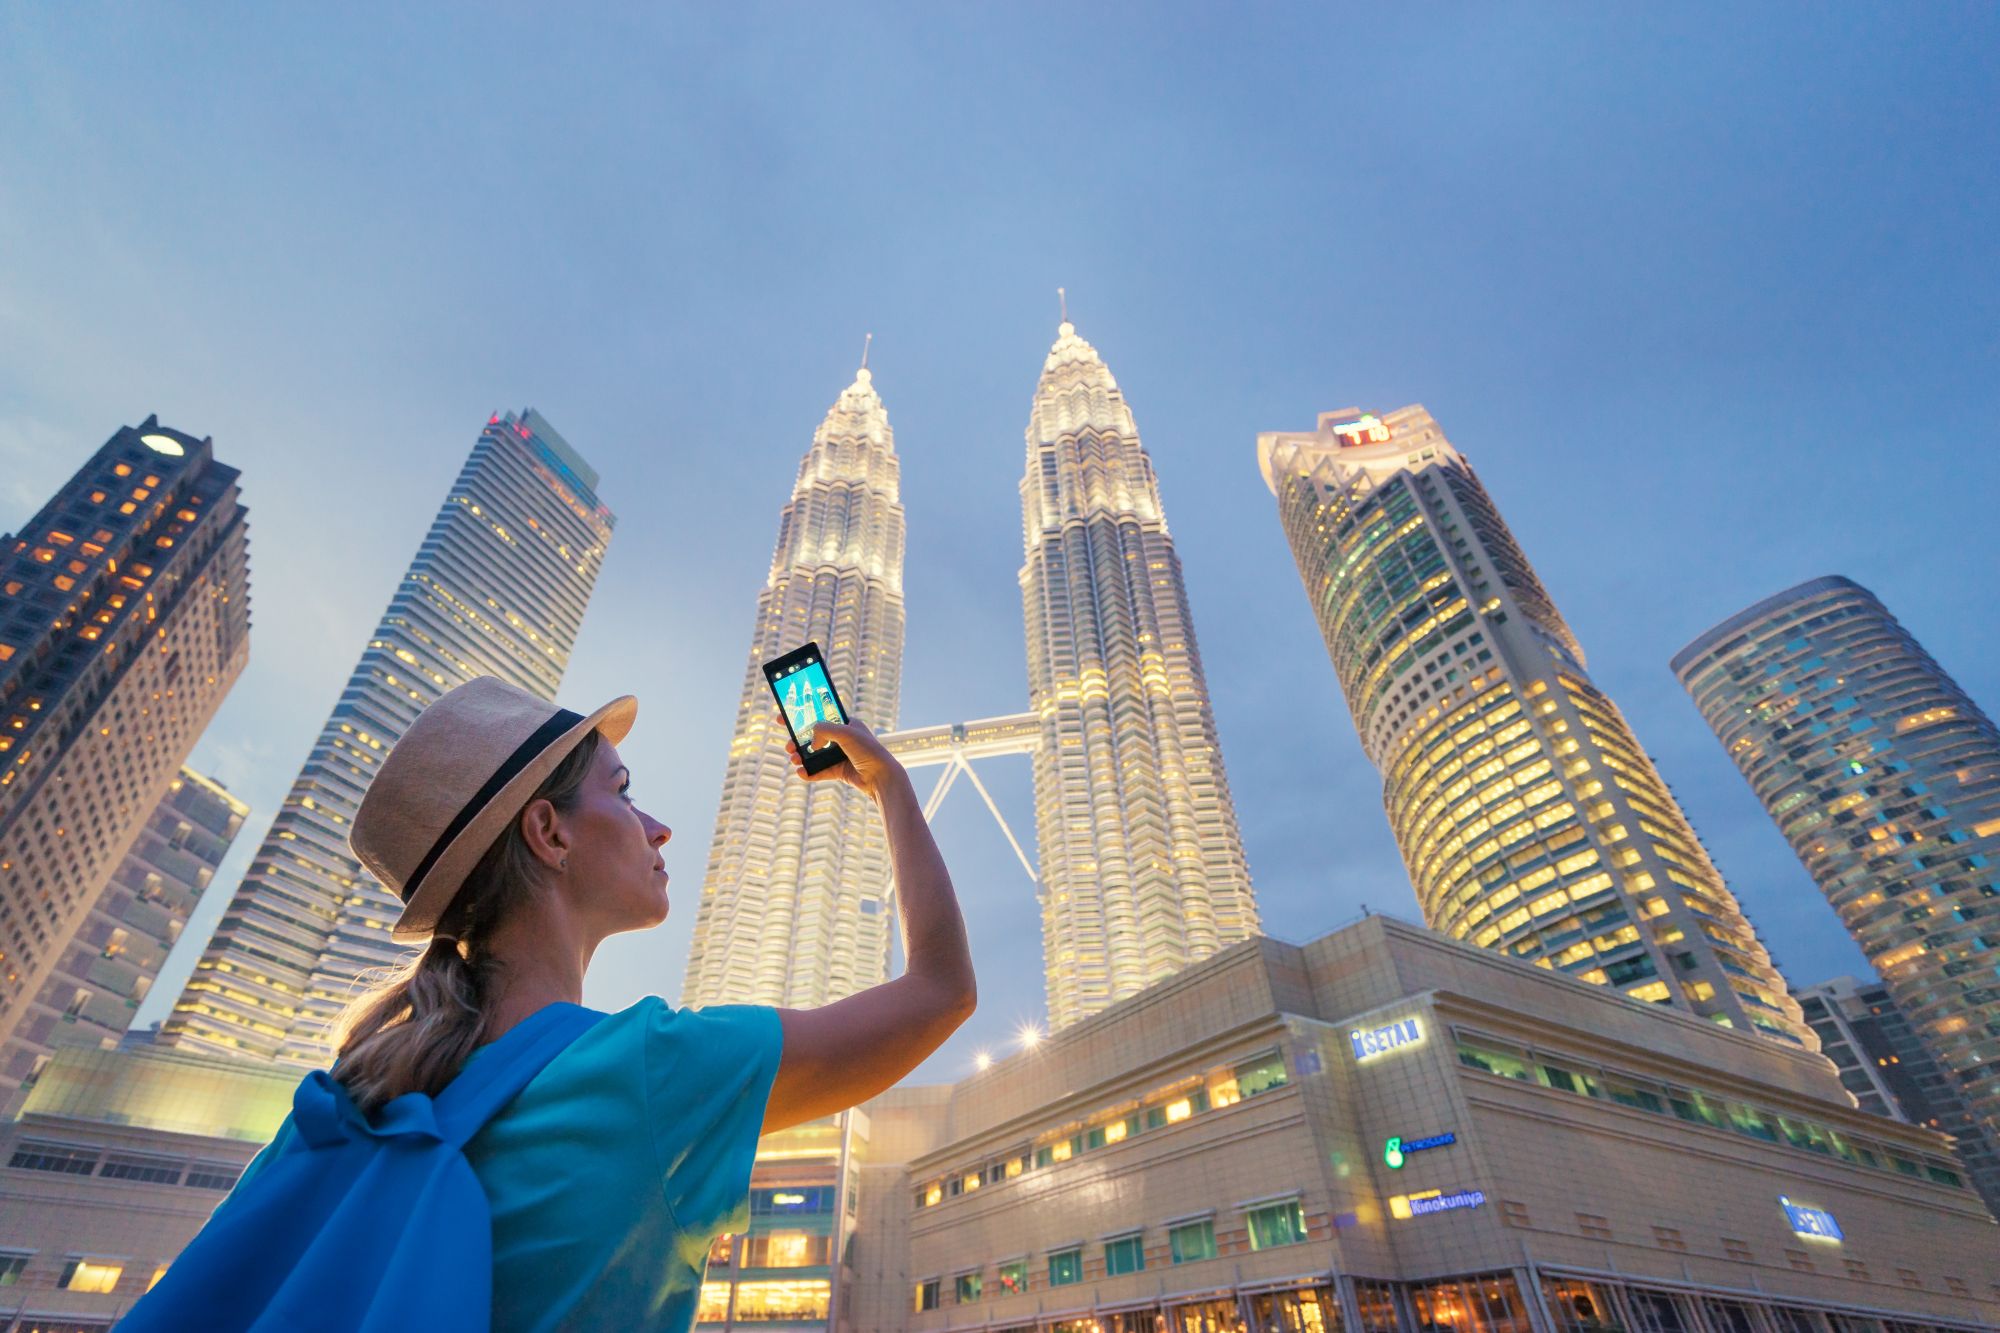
[{"xmin": 227, "ymin": 676, "xmax": 974, "ymax": 1331}]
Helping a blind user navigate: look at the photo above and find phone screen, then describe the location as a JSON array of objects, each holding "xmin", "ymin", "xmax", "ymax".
[
  {"xmin": 765, "ymin": 644, "xmax": 851, "ymax": 772},
  {"xmin": 774, "ymin": 655, "xmax": 844, "ymax": 744}
]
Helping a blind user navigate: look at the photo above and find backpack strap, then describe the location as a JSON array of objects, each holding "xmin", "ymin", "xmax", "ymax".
[
  {"xmin": 431, "ymin": 1002, "xmax": 606, "ymax": 1146},
  {"xmin": 291, "ymin": 1002, "xmax": 604, "ymax": 1157}
]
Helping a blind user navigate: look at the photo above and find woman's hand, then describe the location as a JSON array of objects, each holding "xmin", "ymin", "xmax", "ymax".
[{"xmin": 783, "ymin": 718, "xmax": 906, "ymax": 800}]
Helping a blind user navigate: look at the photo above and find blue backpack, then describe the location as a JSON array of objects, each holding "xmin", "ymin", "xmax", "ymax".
[{"xmin": 122, "ymin": 1002, "xmax": 603, "ymax": 1332}]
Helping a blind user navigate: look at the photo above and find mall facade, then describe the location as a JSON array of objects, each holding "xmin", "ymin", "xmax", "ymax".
[{"xmin": 830, "ymin": 916, "xmax": 1997, "ymax": 1333}]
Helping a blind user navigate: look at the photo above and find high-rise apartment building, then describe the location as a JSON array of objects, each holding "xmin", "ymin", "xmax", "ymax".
[
  {"xmin": 1258, "ymin": 406, "xmax": 1809, "ymax": 1045},
  {"xmin": 682, "ymin": 366, "xmax": 906, "ymax": 1008},
  {"xmin": 1673, "ymin": 575, "xmax": 2000, "ymax": 1195},
  {"xmin": 1797, "ymin": 975, "xmax": 2000, "ymax": 1214},
  {"xmin": 1021, "ymin": 321, "xmax": 1257, "ymax": 1029},
  {"xmin": 161, "ymin": 410, "xmax": 612, "ymax": 1064},
  {"xmin": 0, "ymin": 419, "xmax": 251, "ymax": 1091},
  {"xmin": 21, "ymin": 768, "xmax": 247, "ymax": 1063}
]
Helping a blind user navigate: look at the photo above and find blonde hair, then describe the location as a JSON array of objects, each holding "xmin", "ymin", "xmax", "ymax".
[{"xmin": 330, "ymin": 731, "xmax": 602, "ymax": 1114}]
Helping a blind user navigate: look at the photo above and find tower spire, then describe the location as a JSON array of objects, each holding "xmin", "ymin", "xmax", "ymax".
[
  {"xmin": 1057, "ymin": 286, "xmax": 1068, "ymax": 326},
  {"xmin": 860, "ymin": 331, "xmax": 872, "ymax": 372}
]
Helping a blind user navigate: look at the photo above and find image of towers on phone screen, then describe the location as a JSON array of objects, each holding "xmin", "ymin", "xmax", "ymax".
[{"xmin": 776, "ymin": 656, "xmax": 842, "ymax": 744}]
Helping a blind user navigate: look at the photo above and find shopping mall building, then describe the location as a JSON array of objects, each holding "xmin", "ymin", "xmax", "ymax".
[{"xmin": 829, "ymin": 916, "xmax": 1998, "ymax": 1333}]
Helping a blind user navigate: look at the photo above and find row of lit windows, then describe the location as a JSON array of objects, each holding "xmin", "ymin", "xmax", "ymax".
[
  {"xmin": 913, "ymin": 1051, "xmax": 1288, "ymax": 1208},
  {"xmin": 914, "ymin": 1200, "xmax": 1308, "ymax": 1311},
  {"xmin": 1453, "ymin": 1032, "xmax": 1966, "ymax": 1187}
]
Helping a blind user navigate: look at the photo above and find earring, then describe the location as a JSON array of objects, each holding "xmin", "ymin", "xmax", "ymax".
[{"xmin": 560, "ymin": 857, "xmax": 568, "ymax": 870}]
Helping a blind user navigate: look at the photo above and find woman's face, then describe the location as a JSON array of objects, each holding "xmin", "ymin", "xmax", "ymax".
[{"xmin": 560, "ymin": 739, "xmax": 672, "ymax": 933}]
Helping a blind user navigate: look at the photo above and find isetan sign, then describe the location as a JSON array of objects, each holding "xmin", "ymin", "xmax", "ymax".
[{"xmin": 1349, "ymin": 1017, "xmax": 1423, "ymax": 1062}]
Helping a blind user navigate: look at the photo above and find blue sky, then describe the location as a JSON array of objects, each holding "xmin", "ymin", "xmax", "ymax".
[{"xmin": 3, "ymin": 5, "xmax": 1996, "ymax": 1080}]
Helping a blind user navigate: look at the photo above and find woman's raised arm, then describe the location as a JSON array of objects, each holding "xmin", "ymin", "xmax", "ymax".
[{"xmin": 761, "ymin": 720, "xmax": 977, "ymax": 1133}]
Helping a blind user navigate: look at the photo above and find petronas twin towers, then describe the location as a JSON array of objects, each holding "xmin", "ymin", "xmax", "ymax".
[{"xmin": 682, "ymin": 321, "xmax": 1259, "ymax": 1027}]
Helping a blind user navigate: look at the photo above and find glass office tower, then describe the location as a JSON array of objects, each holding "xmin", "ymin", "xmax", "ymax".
[
  {"xmin": 1674, "ymin": 576, "xmax": 2000, "ymax": 1193},
  {"xmin": 1022, "ymin": 321, "xmax": 1258, "ymax": 1030},
  {"xmin": 161, "ymin": 410, "xmax": 613, "ymax": 1064},
  {"xmin": 0, "ymin": 419, "xmax": 251, "ymax": 1092},
  {"xmin": 1796, "ymin": 975, "xmax": 2000, "ymax": 1213},
  {"xmin": 682, "ymin": 366, "xmax": 906, "ymax": 1008},
  {"xmin": 1259, "ymin": 406, "xmax": 1809, "ymax": 1045}
]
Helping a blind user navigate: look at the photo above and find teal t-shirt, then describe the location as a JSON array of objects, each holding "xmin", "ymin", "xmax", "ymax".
[{"xmin": 236, "ymin": 998, "xmax": 782, "ymax": 1333}]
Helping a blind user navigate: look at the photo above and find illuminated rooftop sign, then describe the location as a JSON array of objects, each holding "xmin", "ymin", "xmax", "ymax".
[
  {"xmin": 1349, "ymin": 1017, "xmax": 1423, "ymax": 1062},
  {"xmin": 1332, "ymin": 414, "xmax": 1390, "ymax": 447},
  {"xmin": 1384, "ymin": 1132, "xmax": 1456, "ymax": 1169},
  {"xmin": 1389, "ymin": 1188, "xmax": 1485, "ymax": 1219},
  {"xmin": 1780, "ymin": 1197, "xmax": 1842, "ymax": 1243}
]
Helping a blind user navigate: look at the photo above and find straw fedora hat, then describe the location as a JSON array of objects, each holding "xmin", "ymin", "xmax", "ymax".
[{"xmin": 352, "ymin": 676, "xmax": 637, "ymax": 941}]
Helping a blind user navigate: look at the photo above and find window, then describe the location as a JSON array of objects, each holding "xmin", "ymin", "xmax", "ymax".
[
  {"xmin": 185, "ymin": 1161, "xmax": 242, "ymax": 1191},
  {"xmin": 59, "ymin": 1258, "xmax": 124, "ymax": 1293},
  {"xmin": 1246, "ymin": 1199, "xmax": 1307, "ymax": 1250},
  {"xmin": 1236, "ymin": 1054, "xmax": 1289, "ymax": 1098},
  {"xmin": 1625, "ymin": 1290, "xmax": 1694, "ymax": 1333},
  {"xmin": 750, "ymin": 1185, "xmax": 833, "ymax": 1215},
  {"xmin": 735, "ymin": 1279, "xmax": 829, "ymax": 1321},
  {"xmin": 956, "ymin": 1272, "xmax": 983, "ymax": 1302},
  {"xmin": 97, "ymin": 1153, "xmax": 183, "ymax": 1185},
  {"xmin": 1541, "ymin": 1278, "xmax": 1624, "ymax": 1333},
  {"xmin": 698, "ymin": 1282, "xmax": 732, "ymax": 1323},
  {"xmin": 1169, "ymin": 1219, "xmax": 1216, "ymax": 1264},
  {"xmin": 1104, "ymin": 1233, "xmax": 1144, "ymax": 1276},
  {"xmin": 0, "ymin": 1252, "xmax": 27, "ymax": 1286},
  {"xmin": 997, "ymin": 1259, "xmax": 1027, "ymax": 1294},
  {"xmin": 1456, "ymin": 1036, "xmax": 1532, "ymax": 1081},
  {"xmin": 1048, "ymin": 1248, "xmax": 1083, "ymax": 1286},
  {"xmin": 741, "ymin": 1233, "xmax": 828, "ymax": 1268},
  {"xmin": 915, "ymin": 1280, "xmax": 940, "ymax": 1313},
  {"xmin": 9, "ymin": 1140, "xmax": 100, "ymax": 1175}
]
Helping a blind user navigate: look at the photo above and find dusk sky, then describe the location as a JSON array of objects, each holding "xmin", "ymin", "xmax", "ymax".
[{"xmin": 4, "ymin": 6, "xmax": 1996, "ymax": 1081}]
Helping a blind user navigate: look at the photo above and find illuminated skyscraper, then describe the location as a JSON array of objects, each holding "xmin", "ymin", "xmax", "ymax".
[
  {"xmin": 1796, "ymin": 975, "xmax": 2000, "ymax": 1214},
  {"xmin": 26, "ymin": 768, "xmax": 248, "ymax": 1058},
  {"xmin": 1022, "ymin": 321, "xmax": 1257, "ymax": 1029},
  {"xmin": 681, "ymin": 365, "xmax": 906, "ymax": 1008},
  {"xmin": 161, "ymin": 411, "xmax": 612, "ymax": 1064},
  {"xmin": 0, "ymin": 420, "xmax": 251, "ymax": 1092},
  {"xmin": 1258, "ymin": 406, "xmax": 1809, "ymax": 1045},
  {"xmin": 1674, "ymin": 576, "xmax": 2000, "ymax": 1190}
]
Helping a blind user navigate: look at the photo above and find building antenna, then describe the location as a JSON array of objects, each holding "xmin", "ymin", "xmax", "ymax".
[
  {"xmin": 860, "ymin": 332, "xmax": 872, "ymax": 371},
  {"xmin": 1057, "ymin": 286, "xmax": 1068, "ymax": 324}
]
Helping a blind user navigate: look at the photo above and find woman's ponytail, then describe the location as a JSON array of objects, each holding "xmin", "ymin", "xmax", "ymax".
[{"xmin": 330, "ymin": 731, "xmax": 601, "ymax": 1115}]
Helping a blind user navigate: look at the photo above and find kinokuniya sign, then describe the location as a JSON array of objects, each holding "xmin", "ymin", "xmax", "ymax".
[{"xmin": 1349, "ymin": 1017, "xmax": 1423, "ymax": 1062}]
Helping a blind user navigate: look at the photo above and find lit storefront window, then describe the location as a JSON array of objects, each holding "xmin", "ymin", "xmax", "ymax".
[{"xmin": 735, "ymin": 1278, "xmax": 830, "ymax": 1322}]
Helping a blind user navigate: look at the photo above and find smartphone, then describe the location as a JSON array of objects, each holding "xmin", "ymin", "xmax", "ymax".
[{"xmin": 762, "ymin": 641, "xmax": 851, "ymax": 775}]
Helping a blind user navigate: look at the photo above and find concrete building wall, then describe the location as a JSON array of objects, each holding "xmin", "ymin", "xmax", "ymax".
[{"xmin": 0, "ymin": 1043, "xmax": 293, "ymax": 1330}]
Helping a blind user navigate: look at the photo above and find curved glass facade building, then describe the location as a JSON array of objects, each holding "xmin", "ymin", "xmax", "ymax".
[
  {"xmin": 681, "ymin": 366, "xmax": 905, "ymax": 1008},
  {"xmin": 1258, "ymin": 406, "xmax": 1808, "ymax": 1045},
  {"xmin": 1022, "ymin": 322, "xmax": 1257, "ymax": 1029},
  {"xmin": 1673, "ymin": 576, "xmax": 2000, "ymax": 1185},
  {"xmin": 162, "ymin": 410, "xmax": 612, "ymax": 1064}
]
